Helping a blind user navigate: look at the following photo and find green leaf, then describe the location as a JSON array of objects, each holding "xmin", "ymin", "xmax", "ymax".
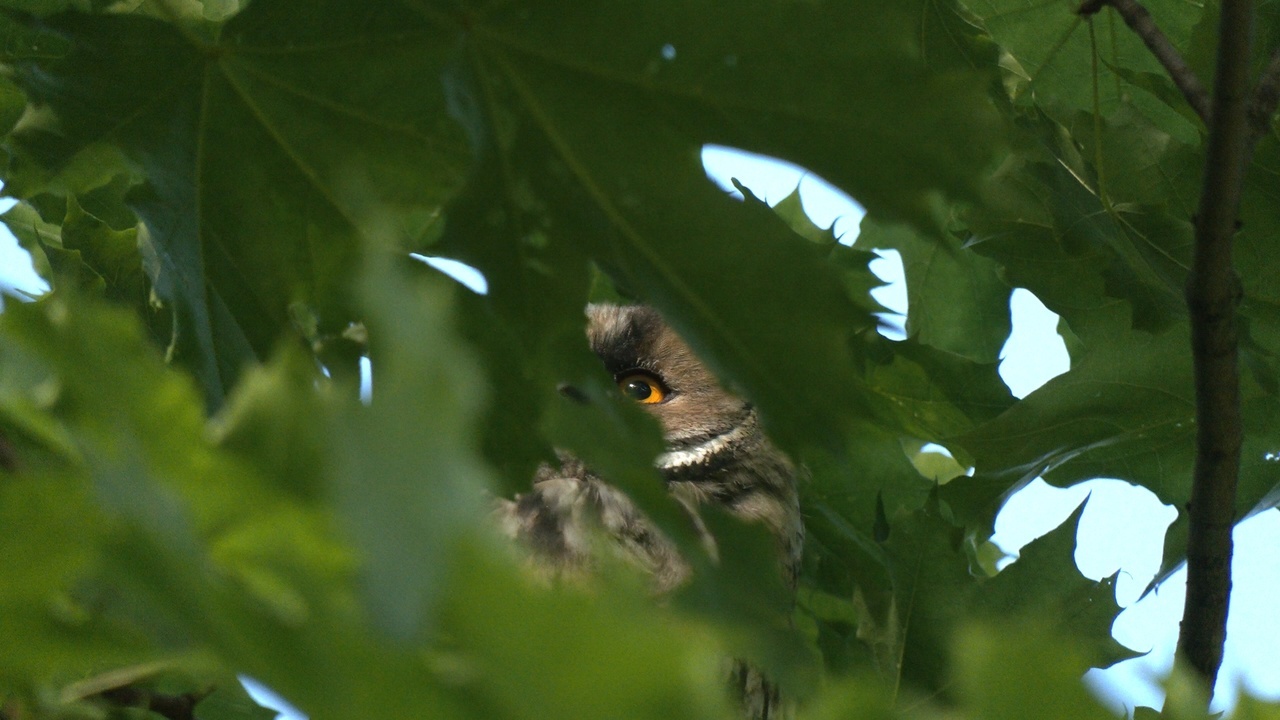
[
  {"xmin": 876, "ymin": 498, "xmax": 977, "ymax": 694},
  {"xmin": 1, "ymin": 200, "xmax": 60, "ymax": 286},
  {"xmin": 437, "ymin": 543, "xmax": 734, "ymax": 720},
  {"xmin": 851, "ymin": 493, "xmax": 1133, "ymax": 698},
  {"xmin": 327, "ymin": 251, "xmax": 491, "ymax": 641},
  {"xmin": 955, "ymin": 312, "xmax": 1196, "ymax": 504},
  {"xmin": 0, "ymin": 287, "xmax": 473, "ymax": 718},
  {"xmin": 1234, "ymin": 693, "xmax": 1280, "ymax": 720},
  {"xmin": 975, "ymin": 500, "xmax": 1134, "ymax": 666},
  {"xmin": 208, "ymin": 347, "xmax": 328, "ymax": 501},
  {"xmin": 0, "ymin": 73, "xmax": 26, "ymax": 136},
  {"xmin": 860, "ymin": 217, "xmax": 1011, "ymax": 363},
  {"xmin": 6, "ymin": 2, "xmax": 472, "ymax": 407},
  {"xmin": 867, "ymin": 338, "xmax": 1015, "ymax": 443},
  {"xmin": 792, "ymin": 674, "xmax": 898, "ymax": 720},
  {"xmin": 967, "ymin": 113, "xmax": 1189, "ymax": 335},
  {"xmin": 770, "ymin": 187, "xmax": 887, "ymax": 318},
  {"xmin": 2, "ymin": 0, "xmax": 1279, "ymax": 715},
  {"xmin": 60, "ymin": 196, "xmax": 146, "ymax": 307},
  {"xmin": 971, "ymin": 0, "xmax": 1202, "ymax": 130},
  {"xmin": 429, "ymin": 0, "xmax": 1003, "ymax": 457},
  {"xmin": 944, "ymin": 307, "xmax": 1280, "ymax": 580},
  {"xmin": 0, "ymin": 470, "xmax": 153, "ymax": 688},
  {"xmin": 440, "ymin": 64, "xmax": 873, "ymax": 452},
  {"xmin": 468, "ymin": 0, "xmax": 1001, "ymax": 227},
  {"xmin": 953, "ymin": 620, "xmax": 1119, "ymax": 720},
  {"xmin": 194, "ymin": 680, "xmax": 279, "ymax": 720}
]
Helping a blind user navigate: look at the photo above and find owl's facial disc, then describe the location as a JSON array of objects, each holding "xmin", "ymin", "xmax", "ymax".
[{"xmin": 586, "ymin": 301, "xmax": 752, "ymax": 449}]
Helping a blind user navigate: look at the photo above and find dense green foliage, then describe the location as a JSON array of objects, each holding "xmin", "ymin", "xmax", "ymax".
[{"xmin": 0, "ymin": 0, "xmax": 1277, "ymax": 717}]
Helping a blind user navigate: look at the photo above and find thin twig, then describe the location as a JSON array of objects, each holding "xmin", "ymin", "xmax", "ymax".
[
  {"xmin": 1078, "ymin": 0, "xmax": 1212, "ymax": 124},
  {"xmin": 97, "ymin": 686, "xmax": 212, "ymax": 720},
  {"xmin": 1082, "ymin": 0, "xmax": 1254, "ymax": 696},
  {"xmin": 1180, "ymin": 0, "xmax": 1253, "ymax": 693},
  {"xmin": 0, "ymin": 429, "xmax": 16, "ymax": 472},
  {"xmin": 1247, "ymin": 47, "xmax": 1280, "ymax": 143}
]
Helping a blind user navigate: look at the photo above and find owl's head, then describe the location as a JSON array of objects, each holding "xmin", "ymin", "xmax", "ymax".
[
  {"xmin": 583, "ymin": 304, "xmax": 799, "ymax": 583},
  {"xmin": 585, "ymin": 304, "xmax": 752, "ymax": 448}
]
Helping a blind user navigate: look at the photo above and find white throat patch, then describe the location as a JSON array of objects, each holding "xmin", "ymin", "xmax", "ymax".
[{"xmin": 656, "ymin": 421, "xmax": 751, "ymax": 472}]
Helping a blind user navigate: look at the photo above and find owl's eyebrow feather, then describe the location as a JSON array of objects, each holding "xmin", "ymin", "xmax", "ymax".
[{"xmin": 588, "ymin": 305, "xmax": 666, "ymax": 375}]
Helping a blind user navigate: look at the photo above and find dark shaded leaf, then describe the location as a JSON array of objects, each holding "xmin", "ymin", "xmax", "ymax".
[
  {"xmin": 976, "ymin": 500, "xmax": 1135, "ymax": 666},
  {"xmin": 6, "ymin": 2, "xmax": 471, "ymax": 406},
  {"xmin": 860, "ymin": 217, "xmax": 1011, "ymax": 363}
]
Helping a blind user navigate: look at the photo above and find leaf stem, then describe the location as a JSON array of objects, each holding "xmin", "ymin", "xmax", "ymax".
[
  {"xmin": 1077, "ymin": 0, "xmax": 1212, "ymax": 124},
  {"xmin": 97, "ymin": 686, "xmax": 211, "ymax": 720},
  {"xmin": 1088, "ymin": 19, "xmax": 1112, "ymax": 209},
  {"xmin": 1180, "ymin": 0, "xmax": 1253, "ymax": 693},
  {"xmin": 0, "ymin": 429, "xmax": 16, "ymax": 472}
]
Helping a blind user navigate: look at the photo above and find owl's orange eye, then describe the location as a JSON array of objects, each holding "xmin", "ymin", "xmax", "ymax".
[{"xmin": 617, "ymin": 372, "xmax": 668, "ymax": 404}]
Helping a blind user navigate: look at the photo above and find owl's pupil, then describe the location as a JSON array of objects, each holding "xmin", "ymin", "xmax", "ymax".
[{"xmin": 623, "ymin": 380, "xmax": 653, "ymax": 401}]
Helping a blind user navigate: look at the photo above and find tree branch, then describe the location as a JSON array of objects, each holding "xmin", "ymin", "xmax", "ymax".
[
  {"xmin": 0, "ymin": 430, "xmax": 16, "ymax": 473},
  {"xmin": 1179, "ymin": 0, "xmax": 1253, "ymax": 693},
  {"xmin": 97, "ymin": 686, "xmax": 211, "ymax": 720},
  {"xmin": 1078, "ymin": 0, "xmax": 1212, "ymax": 124}
]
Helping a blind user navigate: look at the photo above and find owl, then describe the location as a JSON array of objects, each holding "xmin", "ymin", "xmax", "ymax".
[{"xmin": 495, "ymin": 304, "xmax": 803, "ymax": 720}]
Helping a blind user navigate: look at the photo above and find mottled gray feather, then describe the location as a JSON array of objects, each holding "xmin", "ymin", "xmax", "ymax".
[{"xmin": 496, "ymin": 304, "xmax": 802, "ymax": 719}]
